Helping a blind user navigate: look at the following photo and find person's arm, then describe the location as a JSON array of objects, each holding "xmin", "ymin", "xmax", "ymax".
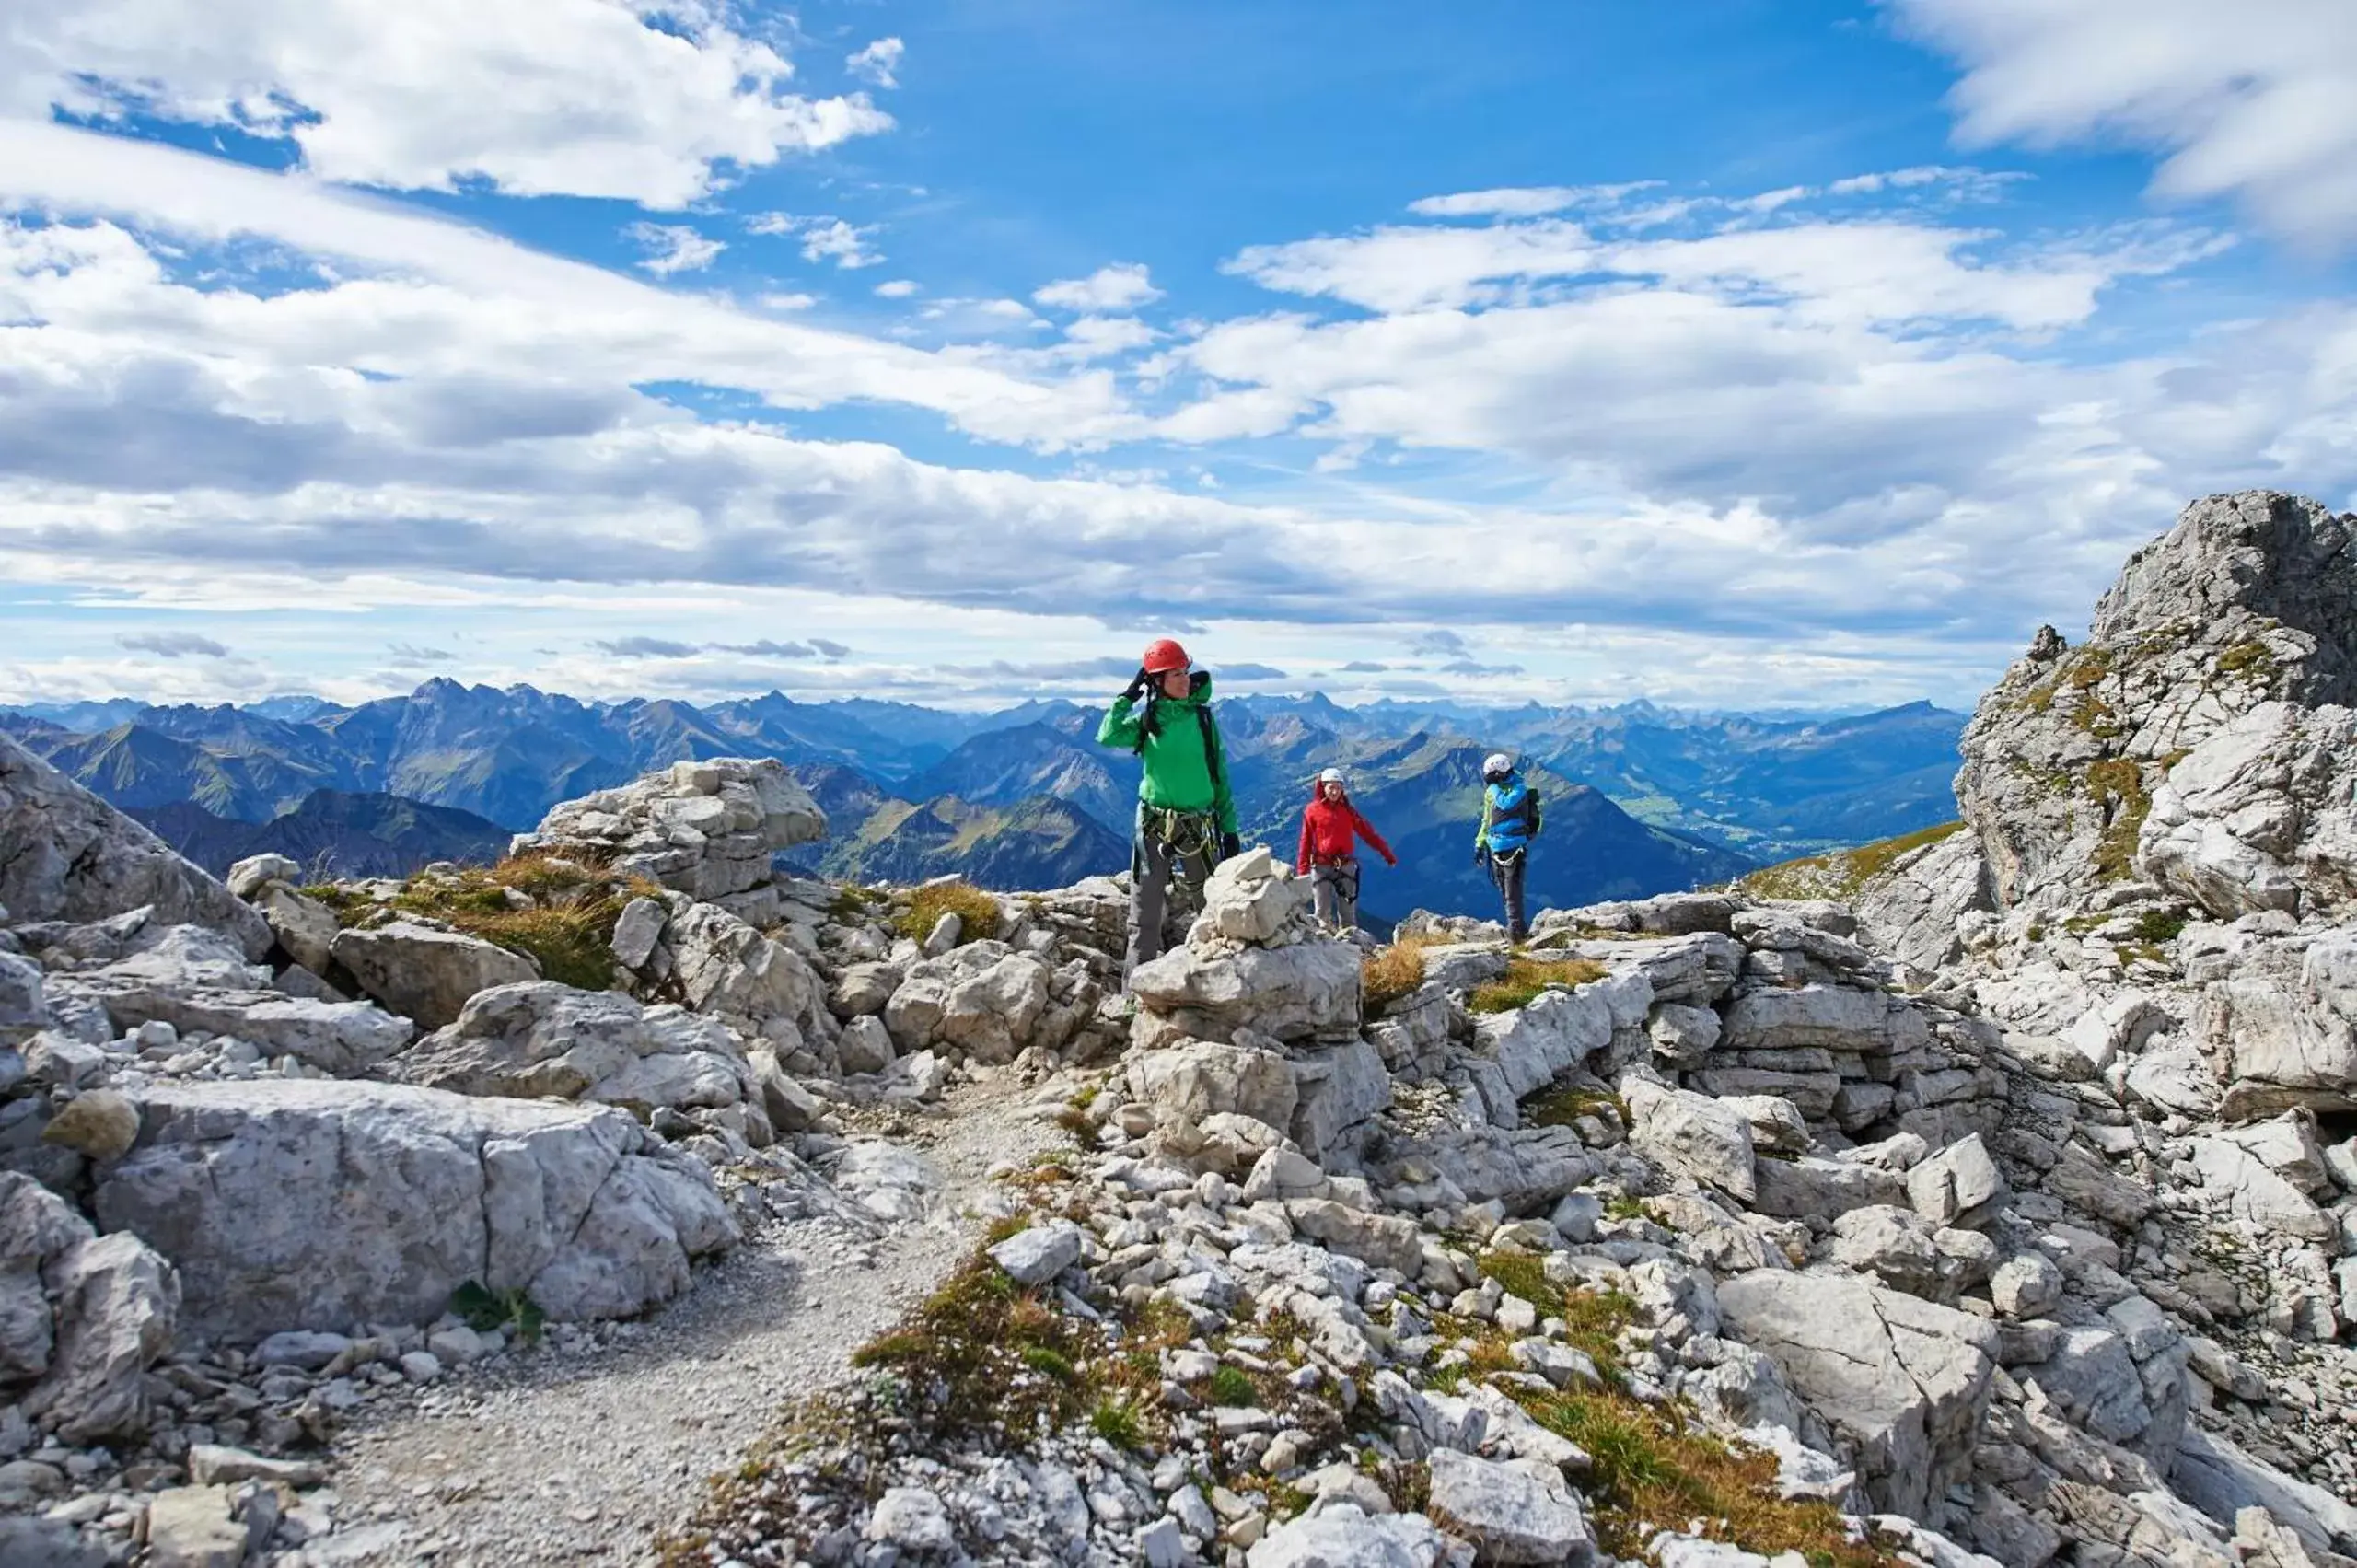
[
  {"xmin": 1528, "ymin": 789, "xmax": 1543, "ymax": 839},
  {"xmin": 1097, "ymin": 689, "xmax": 1144, "ymax": 750},
  {"xmin": 1352, "ymin": 806, "xmax": 1396, "ymax": 866},
  {"xmin": 1296, "ymin": 809, "xmax": 1313, "ymax": 876},
  {"xmin": 1474, "ymin": 787, "xmax": 1493, "ymax": 848}
]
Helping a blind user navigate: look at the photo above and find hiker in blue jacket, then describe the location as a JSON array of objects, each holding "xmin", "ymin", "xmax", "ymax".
[{"xmin": 1473, "ymin": 751, "xmax": 1542, "ymax": 943}]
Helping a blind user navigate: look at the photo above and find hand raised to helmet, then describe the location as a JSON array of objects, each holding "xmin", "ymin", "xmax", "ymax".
[{"xmin": 1122, "ymin": 667, "xmax": 1153, "ymax": 703}]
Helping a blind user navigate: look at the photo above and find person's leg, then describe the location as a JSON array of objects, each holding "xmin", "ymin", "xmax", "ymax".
[
  {"xmin": 1127, "ymin": 813, "xmax": 1173, "ymax": 977},
  {"xmin": 1310, "ymin": 865, "xmax": 1340, "ymax": 928},
  {"xmin": 1338, "ymin": 859, "xmax": 1361, "ymax": 932},
  {"xmin": 1167, "ymin": 829, "xmax": 1216, "ymax": 943},
  {"xmin": 1504, "ymin": 853, "xmax": 1528, "ymax": 942}
]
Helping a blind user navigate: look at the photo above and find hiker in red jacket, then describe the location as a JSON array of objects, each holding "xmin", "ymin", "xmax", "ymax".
[{"xmin": 1295, "ymin": 767, "xmax": 1395, "ymax": 933}]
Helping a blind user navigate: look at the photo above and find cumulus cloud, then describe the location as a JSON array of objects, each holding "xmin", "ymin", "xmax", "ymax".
[
  {"xmin": 594, "ymin": 636, "xmax": 700, "ymax": 658},
  {"xmin": 1889, "ymin": 0, "xmax": 2357, "ymax": 249},
  {"xmin": 1408, "ymin": 186, "xmax": 1588, "ymax": 218},
  {"xmin": 810, "ymin": 639, "xmax": 852, "ymax": 659},
  {"xmin": 386, "ymin": 642, "xmax": 456, "ymax": 665},
  {"xmin": 1411, "ymin": 630, "xmax": 1470, "ymax": 657},
  {"xmin": 0, "ymin": 0, "xmax": 893, "ymax": 207},
  {"xmin": 716, "ymin": 639, "xmax": 815, "ymax": 657},
  {"xmin": 874, "ymin": 279, "xmax": 920, "ymax": 298},
  {"xmin": 846, "ymin": 37, "xmax": 905, "ymax": 89},
  {"xmin": 117, "ymin": 631, "xmax": 230, "ymax": 658},
  {"xmin": 1033, "ymin": 262, "xmax": 1163, "ymax": 313},
  {"xmin": 627, "ymin": 222, "xmax": 725, "ymax": 276},
  {"xmin": 751, "ymin": 213, "xmax": 884, "ymax": 269}
]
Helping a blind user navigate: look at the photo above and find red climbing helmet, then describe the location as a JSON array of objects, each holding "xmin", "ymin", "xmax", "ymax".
[{"xmin": 1142, "ymin": 638, "xmax": 1191, "ymax": 674}]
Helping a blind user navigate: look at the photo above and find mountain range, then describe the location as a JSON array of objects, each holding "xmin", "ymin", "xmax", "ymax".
[{"xmin": 1, "ymin": 679, "xmax": 1965, "ymax": 915}]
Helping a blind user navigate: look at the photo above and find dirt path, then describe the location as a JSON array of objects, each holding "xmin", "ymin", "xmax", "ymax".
[{"xmin": 314, "ymin": 1076, "xmax": 1062, "ymax": 1567}]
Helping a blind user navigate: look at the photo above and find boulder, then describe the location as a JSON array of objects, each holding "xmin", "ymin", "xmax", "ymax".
[
  {"xmin": 2188, "ymin": 1135, "xmax": 2334, "ymax": 1241},
  {"xmin": 250, "ymin": 883, "xmax": 340, "ymax": 977},
  {"xmin": 935, "ymin": 952, "xmax": 1053, "ymax": 1064},
  {"xmin": 0, "ymin": 733, "xmax": 270, "ymax": 958},
  {"xmin": 328, "ymin": 921, "xmax": 539, "ymax": 1031},
  {"xmin": 518, "ymin": 758, "xmax": 826, "ymax": 902},
  {"xmin": 1122, "ymin": 1040, "xmax": 1298, "ymax": 1132},
  {"xmin": 1853, "ymin": 829, "xmax": 1994, "ymax": 972},
  {"xmin": 1129, "ymin": 938, "xmax": 1362, "ymax": 1046},
  {"xmin": 225, "ymin": 854, "xmax": 301, "ymax": 900},
  {"xmin": 2140, "ymin": 702, "xmax": 2357, "ymax": 918},
  {"xmin": 41, "ymin": 1089, "xmax": 139, "ymax": 1161},
  {"xmin": 1904, "ymin": 1134, "xmax": 2008, "ymax": 1228},
  {"xmin": 1622, "ymin": 1076, "xmax": 1756, "ymax": 1202},
  {"xmin": 1645, "ymin": 1002, "xmax": 1720, "ymax": 1066},
  {"xmin": 1474, "ymin": 987, "xmax": 1617, "ymax": 1101},
  {"xmin": 0, "ymin": 951, "xmax": 44, "ymax": 1046},
  {"xmin": 1422, "ymin": 1448, "xmax": 1594, "ymax": 1565},
  {"xmin": 1246, "ymin": 1504, "xmax": 1452, "ymax": 1568},
  {"xmin": 989, "ymin": 1221, "xmax": 1084, "ymax": 1286},
  {"xmin": 391, "ymin": 981, "xmax": 749, "ymax": 1112},
  {"xmin": 1720, "ymin": 985, "xmax": 1894, "ymax": 1054},
  {"xmin": 1831, "ymin": 1206, "xmax": 1966, "ymax": 1302},
  {"xmin": 668, "ymin": 900, "xmax": 825, "ymax": 1035},
  {"xmin": 1716, "ymin": 1270, "xmax": 1998, "ymax": 1518},
  {"xmin": 609, "ymin": 897, "xmax": 668, "ymax": 970},
  {"xmin": 1288, "ymin": 1040, "xmax": 1390, "ymax": 1158},
  {"xmin": 1, "ymin": 1174, "xmax": 178, "ymax": 1444},
  {"xmin": 93, "ymin": 1079, "xmax": 735, "ymax": 1340}
]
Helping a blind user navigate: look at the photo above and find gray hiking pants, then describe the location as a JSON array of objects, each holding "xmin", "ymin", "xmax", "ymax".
[
  {"xmin": 1489, "ymin": 847, "xmax": 1528, "ymax": 940},
  {"xmin": 1127, "ymin": 807, "xmax": 1218, "ymax": 978},
  {"xmin": 1309, "ymin": 858, "xmax": 1361, "ymax": 932}
]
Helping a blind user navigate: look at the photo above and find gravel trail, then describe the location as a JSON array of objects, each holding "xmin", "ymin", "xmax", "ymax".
[{"xmin": 314, "ymin": 1076, "xmax": 1061, "ymax": 1567}]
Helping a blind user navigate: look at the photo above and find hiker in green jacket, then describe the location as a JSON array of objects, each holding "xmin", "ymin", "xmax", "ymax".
[{"xmin": 1097, "ymin": 637, "xmax": 1241, "ymax": 976}]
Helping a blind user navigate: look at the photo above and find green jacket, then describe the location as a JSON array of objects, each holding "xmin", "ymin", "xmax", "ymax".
[{"xmin": 1097, "ymin": 677, "xmax": 1237, "ymax": 835}]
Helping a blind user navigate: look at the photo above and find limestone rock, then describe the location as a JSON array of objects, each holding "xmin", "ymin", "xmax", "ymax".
[
  {"xmin": 1422, "ymin": 1448, "xmax": 1593, "ymax": 1565},
  {"xmin": 393, "ymin": 981, "xmax": 750, "ymax": 1112},
  {"xmin": 609, "ymin": 896, "xmax": 668, "ymax": 970},
  {"xmin": 1129, "ymin": 938, "xmax": 1362, "ymax": 1047},
  {"xmin": 250, "ymin": 882, "xmax": 340, "ymax": 976},
  {"xmin": 328, "ymin": 920, "xmax": 540, "ymax": 1030},
  {"xmin": 1245, "ymin": 1504, "xmax": 1452, "ymax": 1568},
  {"xmin": 1622, "ymin": 1076, "xmax": 1756, "ymax": 1203},
  {"xmin": 1193, "ymin": 848, "xmax": 1311, "ymax": 944},
  {"xmin": 0, "ymin": 950, "xmax": 44, "ymax": 1046},
  {"xmin": 1904, "ymin": 1134, "xmax": 2008, "ymax": 1228},
  {"xmin": 0, "ymin": 1174, "xmax": 178, "ymax": 1444},
  {"xmin": 0, "ymin": 732, "xmax": 270, "ymax": 958},
  {"xmin": 1853, "ymin": 828, "xmax": 1994, "ymax": 971},
  {"xmin": 990, "ymin": 1221, "xmax": 1084, "ymax": 1286},
  {"xmin": 1957, "ymin": 492, "xmax": 2357, "ymax": 916},
  {"xmin": 520, "ymin": 757, "xmax": 826, "ymax": 903},
  {"xmin": 1122, "ymin": 1040, "xmax": 1298, "ymax": 1131},
  {"xmin": 94, "ymin": 1079, "xmax": 735, "ymax": 1340},
  {"xmin": 225, "ymin": 854, "xmax": 301, "ymax": 900},
  {"xmin": 1716, "ymin": 1269, "xmax": 1998, "ymax": 1517}
]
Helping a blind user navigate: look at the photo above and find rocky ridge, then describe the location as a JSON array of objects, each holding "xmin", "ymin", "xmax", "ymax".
[{"xmin": 5, "ymin": 490, "xmax": 2357, "ymax": 1568}]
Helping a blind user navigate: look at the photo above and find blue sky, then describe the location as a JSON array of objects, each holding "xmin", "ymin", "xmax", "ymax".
[{"xmin": 2, "ymin": 0, "xmax": 2353, "ymax": 713}]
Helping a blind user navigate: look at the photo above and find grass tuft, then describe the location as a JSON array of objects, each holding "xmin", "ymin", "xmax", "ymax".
[
  {"xmin": 1362, "ymin": 937, "xmax": 1434, "ymax": 1014},
  {"xmin": 1739, "ymin": 820, "xmax": 1966, "ymax": 902},
  {"xmin": 894, "ymin": 880, "xmax": 1004, "ymax": 947},
  {"xmin": 1468, "ymin": 956, "xmax": 1608, "ymax": 1015},
  {"xmin": 1208, "ymin": 1365, "xmax": 1259, "ymax": 1407}
]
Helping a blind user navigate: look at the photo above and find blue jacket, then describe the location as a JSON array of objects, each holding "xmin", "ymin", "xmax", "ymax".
[{"xmin": 1479, "ymin": 774, "xmax": 1542, "ymax": 854}]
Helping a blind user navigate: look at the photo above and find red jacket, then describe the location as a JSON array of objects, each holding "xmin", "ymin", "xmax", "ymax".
[{"xmin": 1297, "ymin": 785, "xmax": 1396, "ymax": 873}]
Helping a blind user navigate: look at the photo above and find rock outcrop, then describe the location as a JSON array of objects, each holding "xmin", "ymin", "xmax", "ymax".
[
  {"xmin": 94, "ymin": 1079, "xmax": 736, "ymax": 1341},
  {"xmin": 0, "ymin": 733, "xmax": 269, "ymax": 958}
]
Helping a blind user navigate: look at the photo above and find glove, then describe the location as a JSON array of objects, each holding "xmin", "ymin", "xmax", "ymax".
[
  {"xmin": 1383, "ymin": 852, "xmax": 1399, "ymax": 868},
  {"xmin": 1220, "ymin": 832, "xmax": 1242, "ymax": 860},
  {"xmin": 1121, "ymin": 668, "xmax": 1152, "ymax": 704},
  {"xmin": 1474, "ymin": 844, "xmax": 1492, "ymax": 868}
]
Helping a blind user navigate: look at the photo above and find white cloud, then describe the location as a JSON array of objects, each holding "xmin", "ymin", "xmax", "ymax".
[
  {"xmin": 751, "ymin": 212, "xmax": 884, "ymax": 269},
  {"xmin": 1033, "ymin": 262, "xmax": 1163, "ymax": 313},
  {"xmin": 118, "ymin": 631, "xmax": 231, "ymax": 658},
  {"xmin": 1408, "ymin": 187, "xmax": 1587, "ymax": 218},
  {"xmin": 627, "ymin": 222, "xmax": 725, "ymax": 277},
  {"xmin": 874, "ymin": 278, "xmax": 920, "ymax": 298},
  {"xmin": 1890, "ymin": 0, "xmax": 2357, "ymax": 249},
  {"xmin": 0, "ymin": 122, "xmax": 1136, "ymax": 452},
  {"xmin": 847, "ymin": 37, "xmax": 906, "ymax": 89},
  {"xmin": 0, "ymin": 0, "xmax": 894, "ymax": 207}
]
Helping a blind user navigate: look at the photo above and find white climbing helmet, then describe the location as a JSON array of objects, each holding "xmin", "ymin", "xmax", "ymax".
[
  {"xmin": 1318, "ymin": 767, "xmax": 1345, "ymax": 785},
  {"xmin": 1481, "ymin": 751, "xmax": 1515, "ymax": 782}
]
